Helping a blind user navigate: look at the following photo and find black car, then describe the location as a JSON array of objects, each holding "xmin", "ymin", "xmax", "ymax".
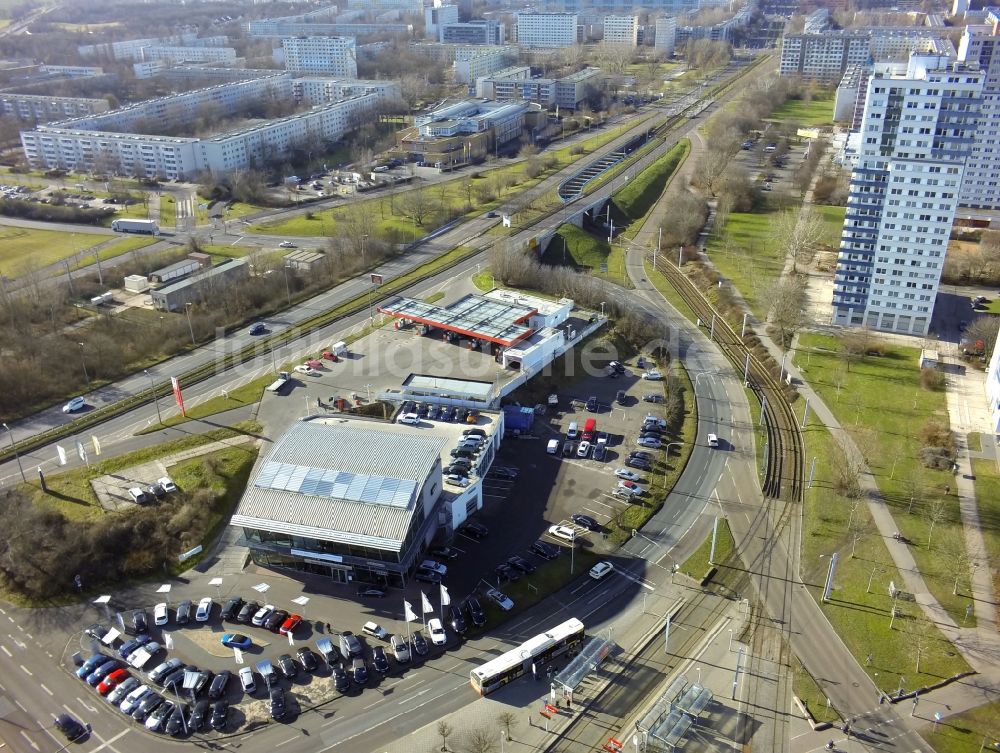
[
  {"xmin": 459, "ymin": 520, "xmax": 490, "ymax": 539},
  {"xmin": 448, "ymin": 458, "xmax": 472, "ymax": 471},
  {"xmin": 277, "ymin": 654, "xmax": 297, "ymax": 679},
  {"xmin": 175, "ymin": 600, "xmax": 192, "ymax": 625},
  {"xmin": 562, "ymin": 441, "xmax": 576, "ymax": 457},
  {"xmin": 132, "ymin": 693, "xmax": 164, "ymax": 722},
  {"xmin": 237, "ymin": 601, "xmax": 259, "ymax": 623},
  {"xmin": 84, "ymin": 623, "xmax": 109, "ymax": 641},
  {"xmin": 400, "ymin": 400, "xmax": 415, "ymax": 414},
  {"xmin": 209, "ymin": 700, "xmax": 228, "ymax": 731},
  {"xmin": 296, "ymin": 648, "xmax": 318, "ymax": 672},
  {"xmin": 530, "ymin": 540, "xmax": 559, "ymax": 559},
  {"xmin": 630, "ymin": 450, "xmax": 653, "ymax": 461},
  {"xmin": 132, "ymin": 610, "xmax": 148, "ymax": 634},
  {"xmin": 189, "ymin": 699, "xmax": 209, "ymax": 732},
  {"xmin": 626, "ymin": 457, "xmax": 652, "ymax": 471},
  {"xmin": 448, "ymin": 605, "xmax": 467, "ymax": 635},
  {"xmin": 465, "ymin": 597, "xmax": 486, "ymax": 627},
  {"xmin": 450, "ymin": 448, "xmax": 475, "ymax": 460},
  {"xmin": 220, "ymin": 596, "xmax": 244, "ymax": 622},
  {"xmin": 416, "ymin": 403, "xmax": 430, "ymax": 417},
  {"xmin": 332, "ymin": 665, "xmax": 350, "ymax": 693},
  {"xmin": 639, "ymin": 431, "xmax": 663, "ymax": 441},
  {"xmin": 165, "ymin": 703, "xmax": 188, "ymax": 736},
  {"xmin": 449, "ymin": 406, "xmax": 462, "ymax": 422},
  {"xmin": 411, "ymin": 631, "xmax": 429, "ymax": 656},
  {"xmin": 586, "ymin": 396, "xmax": 598, "ymax": 411},
  {"xmin": 643, "ymin": 394, "xmax": 665, "ymax": 403},
  {"xmin": 491, "ymin": 467, "xmax": 519, "ymax": 480},
  {"xmin": 264, "ymin": 609, "xmax": 289, "ymax": 632},
  {"xmin": 357, "ymin": 586, "xmax": 386, "ymax": 598},
  {"xmin": 572, "ymin": 514, "xmax": 600, "ymax": 531},
  {"xmin": 162, "ymin": 665, "xmax": 195, "ymax": 692},
  {"xmin": 429, "ymin": 546, "xmax": 460, "ymax": 560},
  {"xmin": 463, "ymin": 428, "xmax": 486, "ymax": 437},
  {"xmin": 269, "ymin": 687, "xmax": 286, "ymax": 719},
  {"xmin": 494, "ymin": 563, "xmax": 515, "ymax": 582},
  {"xmin": 609, "ymin": 361, "xmax": 626, "ymax": 374},
  {"xmin": 249, "ymin": 323, "xmax": 266, "ymax": 336},
  {"xmin": 189, "ymin": 670, "xmax": 212, "ymax": 696},
  {"xmin": 508, "ymin": 555, "xmax": 536, "ymax": 574},
  {"xmin": 415, "ymin": 567, "xmax": 442, "ymax": 584},
  {"xmin": 207, "ymin": 671, "xmax": 230, "ymax": 700},
  {"xmin": 371, "ymin": 645, "xmax": 390, "ymax": 674},
  {"xmin": 445, "ymin": 464, "xmax": 469, "ymax": 477},
  {"xmin": 54, "ymin": 714, "xmax": 86, "ymax": 742},
  {"xmin": 351, "ymin": 658, "xmax": 368, "ymax": 685}
]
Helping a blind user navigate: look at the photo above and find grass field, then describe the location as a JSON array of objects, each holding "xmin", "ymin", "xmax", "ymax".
[
  {"xmin": 794, "ymin": 333, "xmax": 975, "ymax": 627},
  {"xmin": 543, "ymin": 224, "xmax": 612, "ymax": 271},
  {"xmin": 706, "ymin": 209, "xmax": 789, "ymax": 315},
  {"xmin": 816, "ymin": 205, "xmax": 847, "ymax": 247},
  {"xmin": 969, "ymin": 458, "xmax": 1000, "ymax": 606},
  {"xmin": 614, "ymin": 140, "xmax": 690, "ymax": 226},
  {"xmin": 69, "ymin": 235, "xmax": 158, "ymax": 271},
  {"xmin": 53, "ymin": 21, "xmax": 122, "ymax": 31},
  {"xmin": 680, "ymin": 518, "xmax": 734, "ymax": 580},
  {"xmin": 770, "ymin": 92, "xmax": 837, "ymax": 127},
  {"xmin": 919, "ymin": 701, "xmax": 1000, "ymax": 753},
  {"xmin": 159, "ymin": 194, "xmax": 177, "ymax": 227},
  {"xmin": 0, "ymin": 227, "xmax": 111, "ymax": 272}
]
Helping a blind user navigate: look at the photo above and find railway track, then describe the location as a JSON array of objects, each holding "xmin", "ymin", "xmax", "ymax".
[{"xmin": 651, "ymin": 257, "xmax": 804, "ymax": 504}]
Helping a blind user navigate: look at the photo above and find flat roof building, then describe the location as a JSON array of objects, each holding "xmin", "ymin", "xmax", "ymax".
[
  {"xmin": 232, "ymin": 415, "xmax": 502, "ymax": 585},
  {"xmin": 282, "ymin": 36, "xmax": 358, "ymax": 78},
  {"xmin": 442, "ymin": 20, "xmax": 505, "ymax": 45},
  {"xmin": 515, "ymin": 12, "xmax": 579, "ymax": 48},
  {"xmin": 603, "ymin": 15, "xmax": 639, "ymax": 46},
  {"xmin": 150, "ymin": 258, "xmax": 249, "ymax": 312}
]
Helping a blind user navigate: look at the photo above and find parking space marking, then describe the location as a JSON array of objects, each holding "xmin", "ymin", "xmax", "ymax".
[
  {"xmin": 19, "ymin": 663, "xmax": 31, "ymax": 675},
  {"xmin": 14, "ymin": 699, "xmax": 25, "ymax": 712},
  {"xmin": 0, "ymin": 645, "xmax": 10, "ymax": 657},
  {"xmin": 20, "ymin": 730, "xmax": 39, "ymax": 750},
  {"xmin": 39, "ymin": 683, "xmax": 52, "ymax": 696},
  {"xmin": 88, "ymin": 729, "xmax": 128, "ymax": 753},
  {"xmin": 62, "ymin": 704, "xmax": 75, "ymax": 717}
]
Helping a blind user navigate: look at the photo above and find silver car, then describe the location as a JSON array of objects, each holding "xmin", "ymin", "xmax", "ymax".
[{"xmin": 390, "ymin": 634, "xmax": 411, "ymax": 663}]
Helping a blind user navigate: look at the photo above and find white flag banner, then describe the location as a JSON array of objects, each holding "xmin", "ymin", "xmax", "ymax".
[
  {"xmin": 56, "ymin": 445, "xmax": 67, "ymax": 465},
  {"xmin": 404, "ymin": 600, "xmax": 417, "ymax": 623},
  {"xmin": 91, "ymin": 435, "xmax": 102, "ymax": 456},
  {"xmin": 420, "ymin": 591, "xmax": 434, "ymax": 614},
  {"xmin": 76, "ymin": 441, "xmax": 88, "ymax": 464},
  {"xmin": 440, "ymin": 584, "xmax": 451, "ymax": 607},
  {"xmin": 163, "ymin": 631, "xmax": 174, "ymax": 650}
]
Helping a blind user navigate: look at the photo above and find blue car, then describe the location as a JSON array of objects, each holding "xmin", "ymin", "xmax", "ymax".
[
  {"xmin": 118, "ymin": 635, "xmax": 151, "ymax": 659},
  {"xmin": 87, "ymin": 659, "xmax": 120, "ymax": 686},
  {"xmin": 248, "ymin": 323, "xmax": 266, "ymax": 336},
  {"xmin": 220, "ymin": 633, "xmax": 252, "ymax": 650},
  {"xmin": 76, "ymin": 654, "xmax": 109, "ymax": 679}
]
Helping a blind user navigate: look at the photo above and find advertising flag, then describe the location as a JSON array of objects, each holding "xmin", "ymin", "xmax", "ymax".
[
  {"xmin": 91, "ymin": 435, "xmax": 102, "ymax": 456},
  {"xmin": 76, "ymin": 440, "xmax": 88, "ymax": 464},
  {"xmin": 56, "ymin": 445, "xmax": 67, "ymax": 465},
  {"xmin": 439, "ymin": 584, "xmax": 451, "ymax": 606},
  {"xmin": 404, "ymin": 600, "xmax": 417, "ymax": 623},
  {"xmin": 420, "ymin": 591, "xmax": 433, "ymax": 614},
  {"xmin": 171, "ymin": 376, "xmax": 186, "ymax": 416}
]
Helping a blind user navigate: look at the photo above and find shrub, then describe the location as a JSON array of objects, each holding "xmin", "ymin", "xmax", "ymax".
[
  {"xmin": 918, "ymin": 446, "xmax": 953, "ymax": 470},
  {"xmin": 920, "ymin": 368, "xmax": 945, "ymax": 391},
  {"xmin": 920, "ymin": 418, "xmax": 953, "ymax": 451}
]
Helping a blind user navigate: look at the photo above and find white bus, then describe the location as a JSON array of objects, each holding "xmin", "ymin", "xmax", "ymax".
[{"xmin": 470, "ymin": 618, "xmax": 584, "ymax": 696}]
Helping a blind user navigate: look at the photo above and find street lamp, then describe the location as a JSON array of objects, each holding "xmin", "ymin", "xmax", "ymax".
[
  {"xmin": 361, "ymin": 233, "xmax": 369, "ymax": 268},
  {"xmin": 184, "ymin": 302, "xmax": 196, "ymax": 345},
  {"xmin": 282, "ymin": 264, "xmax": 292, "ymax": 307},
  {"xmin": 75, "ymin": 341, "xmax": 90, "ymax": 387},
  {"xmin": 144, "ymin": 369, "xmax": 162, "ymax": 424},
  {"xmin": 600, "ymin": 301, "xmax": 606, "ymax": 316},
  {"xmin": 2, "ymin": 422, "xmax": 25, "ymax": 483}
]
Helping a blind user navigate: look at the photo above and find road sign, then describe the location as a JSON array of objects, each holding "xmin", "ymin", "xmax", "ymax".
[
  {"xmin": 600, "ymin": 263, "xmax": 608, "ymax": 273},
  {"xmin": 371, "ymin": 274, "xmax": 383, "ymax": 285}
]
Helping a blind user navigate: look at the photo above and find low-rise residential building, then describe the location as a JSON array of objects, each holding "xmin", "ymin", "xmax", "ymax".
[
  {"xmin": 477, "ymin": 66, "xmax": 600, "ymax": 109},
  {"xmin": 0, "ymin": 93, "xmax": 110, "ymax": 123},
  {"xmin": 454, "ymin": 46, "xmax": 517, "ymax": 84}
]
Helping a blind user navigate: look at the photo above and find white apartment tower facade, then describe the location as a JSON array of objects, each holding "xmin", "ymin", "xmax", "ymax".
[
  {"xmin": 281, "ymin": 36, "xmax": 358, "ymax": 78},
  {"xmin": 654, "ymin": 16, "xmax": 677, "ymax": 57},
  {"xmin": 515, "ymin": 13, "xmax": 578, "ymax": 48},
  {"xmin": 831, "ymin": 55, "xmax": 983, "ymax": 336},
  {"xmin": 603, "ymin": 15, "xmax": 638, "ymax": 46},
  {"xmin": 957, "ymin": 9, "xmax": 1000, "ymax": 209}
]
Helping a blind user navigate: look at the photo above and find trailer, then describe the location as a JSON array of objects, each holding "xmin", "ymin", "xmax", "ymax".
[
  {"xmin": 267, "ymin": 371, "xmax": 292, "ymax": 394},
  {"xmin": 111, "ymin": 218, "xmax": 160, "ymax": 236}
]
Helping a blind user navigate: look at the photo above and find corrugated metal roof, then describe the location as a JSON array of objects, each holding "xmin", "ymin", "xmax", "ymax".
[{"xmin": 231, "ymin": 421, "xmax": 445, "ymax": 549}]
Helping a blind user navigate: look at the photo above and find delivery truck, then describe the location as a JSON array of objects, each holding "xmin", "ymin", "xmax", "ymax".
[
  {"xmin": 111, "ymin": 219, "xmax": 160, "ymax": 235},
  {"xmin": 267, "ymin": 371, "xmax": 292, "ymax": 394}
]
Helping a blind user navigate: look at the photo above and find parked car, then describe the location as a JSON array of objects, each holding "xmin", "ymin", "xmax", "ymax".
[
  {"xmin": 195, "ymin": 597, "xmax": 213, "ymax": 622},
  {"xmin": 429, "ymin": 546, "xmax": 460, "ymax": 560},
  {"xmin": 448, "ymin": 605, "xmax": 467, "ymax": 635},
  {"xmin": 508, "ymin": 555, "xmax": 536, "ymax": 574},
  {"xmin": 390, "ymin": 634, "xmax": 411, "ymax": 663},
  {"xmin": 297, "ymin": 648, "xmax": 318, "ymax": 672},
  {"xmin": 414, "ymin": 568, "xmax": 442, "ymax": 584},
  {"xmin": 427, "ymin": 618, "xmax": 447, "ymax": 646},
  {"xmin": 238, "ymin": 667, "xmax": 256, "ymax": 694},
  {"xmin": 132, "ymin": 610, "xmax": 148, "ymax": 634},
  {"xmin": 119, "ymin": 685, "xmax": 153, "ymax": 715},
  {"xmin": 221, "ymin": 633, "xmax": 252, "ymax": 650},
  {"xmin": 339, "ymin": 631, "xmax": 363, "ymax": 658},
  {"xmin": 269, "ymin": 687, "xmax": 286, "ymax": 720},
  {"xmin": 465, "ymin": 597, "xmax": 486, "ymax": 627},
  {"xmin": 118, "ymin": 636, "xmax": 151, "ymax": 659},
  {"xmin": 175, "ymin": 600, "xmax": 192, "ymax": 625},
  {"xmin": 576, "ymin": 441, "xmax": 591, "ymax": 458},
  {"xmin": 411, "ymin": 631, "xmax": 429, "ymax": 656},
  {"xmin": 362, "ymin": 621, "xmax": 388, "ymax": 641},
  {"xmin": 494, "ymin": 563, "xmax": 517, "ymax": 582},
  {"xmin": 107, "ymin": 677, "xmax": 140, "ymax": 705},
  {"xmin": 294, "ymin": 364, "xmax": 319, "ymax": 376},
  {"xmin": 626, "ymin": 456, "xmax": 652, "ymax": 471},
  {"xmin": 209, "ymin": 700, "xmax": 229, "ymax": 731},
  {"xmin": 153, "ymin": 603, "xmax": 168, "ymax": 626},
  {"xmin": 236, "ymin": 601, "xmax": 259, "ymax": 623},
  {"xmin": 144, "ymin": 700, "xmax": 175, "ymax": 732},
  {"xmin": 277, "ymin": 654, "xmax": 297, "ymax": 679},
  {"xmin": 356, "ymin": 586, "xmax": 386, "ymax": 598},
  {"xmin": 351, "ymin": 658, "xmax": 369, "ymax": 685},
  {"xmin": 148, "ymin": 658, "xmax": 183, "ymax": 684},
  {"xmin": 397, "ymin": 412, "xmax": 420, "ymax": 426},
  {"xmin": 131, "ymin": 693, "xmax": 164, "ymax": 723},
  {"xmin": 189, "ymin": 699, "xmax": 210, "ymax": 732},
  {"xmin": 165, "ymin": 703, "xmax": 188, "ymax": 736},
  {"xmin": 251, "ymin": 604, "xmax": 274, "ymax": 626},
  {"xmin": 485, "ymin": 588, "xmax": 514, "ymax": 611},
  {"xmin": 530, "ymin": 540, "xmax": 560, "ymax": 559},
  {"xmin": 643, "ymin": 394, "xmax": 665, "ymax": 403},
  {"xmin": 97, "ymin": 668, "xmax": 130, "ymax": 695},
  {"xmin": 460, "ymin": 521, "xmax": 488, "ymax": 539},
  {"xmin": 572, "ymin": 514, "xmax": 600, "ymax": 531},
  {"xmin": 547, "ymin": 524, "xmax": 577, "ymax": 542},
  {"xmin": 87, "ymin": 660, "xmax": 121, "ymax": 686},
  {"xmin": 332, "ymin": 665, "xmax": 350, "ymax": 693},
  {"xmin": 642, "ymin": 370, "xmax": 663, "ymax": 381},
  {"xmin": 586, "ymin": 396, "xmax": 598, "ymax": 411},
  {"xmin": 264, "ymin": 609, "xmax": 289, "ymax": 632},
  {"xmin": 279, "ymin": 614, "xmax": 302, "ymax": 635},
  {"xmin": 220, "ymin": 596, "xmax": 244, "ymax": 621},
  {"xmin": 62, "ymin": 397, "xmax": 86, "ymax": 413},
  {"xmin": 208, "ymin": 671, "xmax": 230, "ymax": 700},
  {"xmin": 637, "ymin": 437, "xmax": 662, "ymax": 449},
  {"xmin": 371, "ymin": 645, "xmax": 390, "ymax": 674},
  {"xmin": 84, "ymin": 624, "xmax": 109, "ymax": 641},
  {"xmin": 419, "ymin": 559, "xmax": 448, "ymax": 575},
  {"xmin": 615, "ymin": 469, "xmax": 642, "ymax": 482}
]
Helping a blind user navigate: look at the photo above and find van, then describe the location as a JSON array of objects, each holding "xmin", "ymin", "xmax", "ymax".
[
  {"xmin": 582, "ymin": 418, "xmax": 597, "ymax": 441},
  {"xmin": 707, "ymin": 433, "xmax": 719, "ymax": 448},
  {"xmin": 566, "ymin": 422, "xmax": 579, "ymax": 440},
  {"xmin": 546, "ymin": 439, "xmax": 560, "ymax": 455}
]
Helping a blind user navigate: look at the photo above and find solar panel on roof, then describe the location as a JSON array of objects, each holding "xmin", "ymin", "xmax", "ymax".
[{"xmin": 253, "ymin": 461, "xmax": 417, "ymax": 507}]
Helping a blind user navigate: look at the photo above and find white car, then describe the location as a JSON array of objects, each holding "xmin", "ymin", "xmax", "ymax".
[
  {"xmin": 420, "ymin": 559, "xmax": 448, "ymax": 575},
  {"xmin": 637, "ymin": 437, "xmax": 662, "ymax": 449},
  {"xmin": 195, "ymin": 597, "xmax": 213, "ymax": 622},
  {"xmin": 427, "ymin": 618, "xmax": 447, "ymax": 646},
  {"xmin": 294, "ymin": 364, "xmax": 319, "ymax": 376},
  {"xmin": 252, "ymin": 604, "xmax": 275, "ymax": 626},
  {"xmin": 445, "ymin": 474, "xmax": 469, "ymax": 487},
  {"xmin": 589, "ymin": 561, "xmax": 615, "ymax": 581},
  {"xmin": 642, "ymin": 370, "xmax": 663, "ymax": 381},
  {"xmin": 239, "ymin": 666, "xmax": 256, "ymax": 693},
  {"xmin": 119, "ymin": 685, "xmax": 153, "ymax": 714},
  {"xmin": 547, "ymin": 524, "xmax": 577, "ymax": 543},
  {"xmin": 62, "ymin": 396, "xmax": 86, "ymax": 413},
  {"xmin": 615, "ymin": 469, "xmax": 642, "ymax": 482},
  {"xmin": 576, "ymin": 441, "xmax": 591, "ymax": 458},
  {"xmin": 278, "ymin": 241, "xmax": 296, "ymax": 248},
  {"xmin": 644, "ymin": 416, "xmax": 667, "ymax": 429},
  {"xmin": 485, "ymin": 588, "xmax": 514, "ymax": 611},
  {"xmin": 154, "ymin": 603, "xmax": 168, "ymax": 626},
  {"xmin": 157, "ymin": 476, "xmax": 177, "ymax": 493},
  {"xmin": 397, "ymin": 413, "xmax": 420, "ymax": 425}
]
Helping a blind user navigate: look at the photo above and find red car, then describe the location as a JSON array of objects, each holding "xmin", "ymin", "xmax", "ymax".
[
  {"xmin": 305, "ymin": 359, "xmax": 323, "ymax": 370},
  {"xmin": 97, "ymin": 668, "xmax": 130, "ymax": 695},
  {"xmin": 279, "ymin": 614, "xmax": 302, "ymax": 636}
]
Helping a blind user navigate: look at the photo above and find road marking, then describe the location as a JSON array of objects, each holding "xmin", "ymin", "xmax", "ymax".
[
  {"xmin": 20, "ymin": 664, "xmax": 32, "ymax": 675},
  {"xmin": 39, "ymin": 683, "xmax": 52, "ymax": 696},
  {"xmin": 0, "ymin": 646, "xmax": 10, "ymax": 657},
  {"xmin": 397, "ymin": 686, "xmax": 434, "ymax": 704},
  {"xmin": 77, "ymin": 697, "xmax": 98, "ymax": 713},
  {"xmin": 276, "ymin": 736, "xmax": 299, "ymax": 747},
  {"xmin": 88, "ymin": 729, "xmax": 128, "ymax": 753},
  {"xmin": 62, "ymin": 704, "xmax": 75, "ymax": 717},
  {"xmin": 14, "ymin": 699, "xmax": 26, "ymax": 712},
  {"xmin": 19, "ymin": 731, "xmax": 38, "ymax": 750}
]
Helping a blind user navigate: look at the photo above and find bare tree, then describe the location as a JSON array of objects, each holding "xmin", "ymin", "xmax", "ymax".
[
  {"xmin": 465, "ymin": 727, "xmax": 498, "ymax": 753},
  {"xmin": 766, "ymin": 276, "xmax": 807, "ymax": 349},
  {"xmin": 399, "ymin": 189, "xmax": 440, "ymax": 227},
  {"xmin": 848, "ymin": 505, "xmax": 874, "ymax": 557},
  {"xmin": 923, "ymin": 497, "xmax": 949, "ymax": 549},
  {"xmin": 965, "ymin": 316, "xmax": 1000, "ymax": 360},
  {"xmin": 774, "ymin": 207, "xmax": 826, "ymax": 273},
  {"xmin": 497, "ymin": 711, "xmax": 517, "ymax": 741},
  {"xmin": 940, "ymin": 534, "xmax": 980, "ymax": 596},
  {"xmin": 437, "ymin": 720, "xmax": 454, "ymax": 751},
  {"xmin": 840, "ymin": 328, "xmax": 871, "ymax": 372},
  {"xmin": 908, "ymin": 615, "xmax": 939, "ymax": 674}
]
